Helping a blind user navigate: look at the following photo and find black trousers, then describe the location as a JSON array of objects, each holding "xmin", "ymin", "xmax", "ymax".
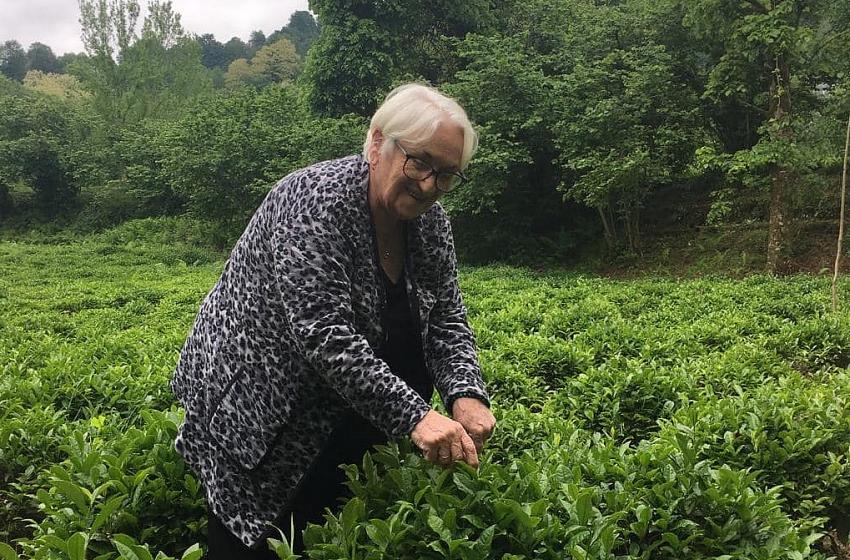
[{"xmin": 206, "ymin": 409, "xmax": 389, "ymax": 559}]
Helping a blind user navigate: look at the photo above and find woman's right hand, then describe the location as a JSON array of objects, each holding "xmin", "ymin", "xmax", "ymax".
[{"xmin": 410, "ymin": 410, "xmax": 479, "ymax": 468}]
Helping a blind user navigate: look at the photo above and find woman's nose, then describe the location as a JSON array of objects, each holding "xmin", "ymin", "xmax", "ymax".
[{"xmin": 418, "ymin": 174, "xmax": 440, "ymax": 195}]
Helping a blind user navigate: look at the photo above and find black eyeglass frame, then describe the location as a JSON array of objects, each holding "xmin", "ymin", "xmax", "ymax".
[{"xmin": 395, "ymin": 142, "xmax": 468, "ymax": 193}]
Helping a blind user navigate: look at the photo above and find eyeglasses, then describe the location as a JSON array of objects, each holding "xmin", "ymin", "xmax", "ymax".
[{"xmin": 395, "ymin": 143, "xmax": 468, "ymax": 193}]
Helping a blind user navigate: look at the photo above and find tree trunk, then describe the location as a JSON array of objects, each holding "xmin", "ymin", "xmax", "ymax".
[
  {"xmin": 597, "ymin": 205, "xmax": 616, "ymax": 249},
  {"xmin": 833, "ymin": 113, "xmax": 850, "ymax": 312},
  {"xmin": 623, "ymin": 210, "xmax": 632, "ymax": 251},
  {"xmin": 766, "ymin": 169, "xmax": 789, "ymax": 273},
  {"xmin": 0, "ymin": 183, "xmax": 11, "ymax": 218},
  {"xmin": 631, "ymin": 205, "xmax": 642, "ymax": 254},
  {"xmin": 765, "ymin": 55, "xmax": 793, "ymax": 274}
]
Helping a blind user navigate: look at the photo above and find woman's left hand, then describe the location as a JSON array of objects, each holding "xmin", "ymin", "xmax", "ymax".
[{"xmin": 451, "ymin": 398, "xmax": 496, "ymax": 453}]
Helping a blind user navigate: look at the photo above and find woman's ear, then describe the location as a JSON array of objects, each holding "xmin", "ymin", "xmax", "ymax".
[{"xmin": 369, "ymin": 129, "xmax": 384, "ymax": 165}]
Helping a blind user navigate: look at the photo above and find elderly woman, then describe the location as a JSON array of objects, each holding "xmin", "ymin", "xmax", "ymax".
[{"xmin": 170, "ymin": 83, "xmax": 496, "ymax": 558}]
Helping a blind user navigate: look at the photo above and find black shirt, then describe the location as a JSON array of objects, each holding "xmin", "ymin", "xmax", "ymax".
[{"xmin": 377, "ymin": 264, "xmax": 434, "ymax": 402}]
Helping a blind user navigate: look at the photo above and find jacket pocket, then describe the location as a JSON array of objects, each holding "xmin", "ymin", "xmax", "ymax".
[{"xmin": 207, "ymin": 365, "xmax": 294, "ymax": 470}]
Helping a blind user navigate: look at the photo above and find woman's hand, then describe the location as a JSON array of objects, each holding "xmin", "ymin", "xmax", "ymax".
[
  {"xmin": 410, "ymin": 410, "xmax": 478, "ymax": 468},
  {"xmin": 451, "ymin": 397, "xmax": 496, "ymax": 453}
]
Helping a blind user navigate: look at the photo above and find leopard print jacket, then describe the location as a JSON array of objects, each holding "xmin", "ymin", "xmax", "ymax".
[{"xmin": 170, "ymin": 154, "xmax": 490, "ymax": 548}]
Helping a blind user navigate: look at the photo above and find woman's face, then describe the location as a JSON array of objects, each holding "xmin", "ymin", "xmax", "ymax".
[{"xmin": 368, "ymin": 120, "xmax": 465, "ymax": 221}]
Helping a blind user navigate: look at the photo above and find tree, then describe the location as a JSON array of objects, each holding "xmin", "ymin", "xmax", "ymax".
[
  {"xmin": 223, "ymin": 37, "xmax": 251, "ymax": 64},
  {"xmin": 224, "ymin": 38, "xmax": 300, "ymax": 88},
  {"xmin": 160, "ymin": 85, "xmax": 365, "ymax": 234},
  {"xmin": 287, "ymin": 10, "xmax": 320, "ymax": 55},
  {"xmin": 26, "ymin": 43, "xmax": 61, "ymax": 74},
  {"xmin": 23, "ymin": 70, "xmax": 89, "ymax": 101},
  {"xmin": 74, "ymin": 0, "xmax": 211, "ymax": 125},
  {"xmin": 268, "ymin": 11, "xmax": 320, "ymax": 57},
  {"xmin": 251, "ymin": 38, "xmax": 299, "ymax": 84},
  {"xmin": 552, "ymin": 44, "xmax": 702, "ymax": 251},
  {"xmin": 119, "ymin": 35, "xmax": 212, "ymax": 121},
  {"xmin": 441, "ymin": 31, "xmax": 580, "ymax": 261},
  {"xmin": 447, "ymin": 33, "xmax": 550, "ymax": 218},
  {"xmin": 224, "ymin": 59, "xmax": 254, "ymax": 88},
  {"xmin": 302, "ymin": 15, "xmax": 395, "ymax": 116},
  {"xmin": 303, "ymin": 0, "xmax": 492, "ymax": 117},
  {"xmin": 833, "ymin": 112, "xmax": 850, "ymax": 311},
  {"xmin": 0, "ymin": 89, "xmax": 79, "ymax": 215},
  {"xmin": 249, "ymin": 30, "xmax": 266, "ymax": 52},
  {"xmin": 0, "ymin": 41, "xmax": 28, "ymax": 81},
  {"xmin": 197, "ymin": 34, "xmax": 226, "ymax": 69},
  {"xmin": 682, "ymin": 0, "xmax": 850, "ymax": 273},
  {"xmin": 442, "ymin": 0, "xmax": 706, "ymax": 255},
  {"xmin": 141, "ymin": 0, "xmax": 184, "ymax": 49},
  {"xmin": 0, "ymin": 178, "xmax": 10, "ymax": 217},
  {"xmin": 78, "ymin": 0, "xmax": 141, "ymax": 60},
  {"xmin": 75, "ymin": 0, "xmax": 141, "ymax": 124},
  {"xmin": 0, "ymin": 76, "xmax": 19, "ymax": 217},
  {"xmin": 57, "ymin": 52, "xmax": 89, "ymax": 74}
]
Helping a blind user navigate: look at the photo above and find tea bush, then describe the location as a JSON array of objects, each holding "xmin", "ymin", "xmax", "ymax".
[
  {"xmin": 2, "ymin": 232, "xmax": 849, "ymax": 558},
  {"xmin": 663, "ymin": 372, "xmax": 850, "ymax": 527}
]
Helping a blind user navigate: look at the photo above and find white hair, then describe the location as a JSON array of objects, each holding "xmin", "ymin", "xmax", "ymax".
[{"xmin": 363, "ymin": 83, "xmax": 478, "ymax": 169}]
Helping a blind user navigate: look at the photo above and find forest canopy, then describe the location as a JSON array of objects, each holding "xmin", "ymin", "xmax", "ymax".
[{"xmin": 1, "ymin": 0, "xmax": 848, "ymax": 272}]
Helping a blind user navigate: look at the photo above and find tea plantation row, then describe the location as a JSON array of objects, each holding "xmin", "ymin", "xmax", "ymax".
[{"xmin": 1, "ymin": 230, "xmax": 849, "ymax": 559}]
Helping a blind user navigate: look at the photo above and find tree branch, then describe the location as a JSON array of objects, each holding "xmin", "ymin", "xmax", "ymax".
[{"xmin": 805, "ymin": 28, "xmax": 850, "ymax": 67}]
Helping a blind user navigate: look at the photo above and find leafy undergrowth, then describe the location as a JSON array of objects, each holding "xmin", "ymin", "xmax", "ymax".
[{"xmin": 2, "ymin": 235, "xmax": 850, "ymax": 559}]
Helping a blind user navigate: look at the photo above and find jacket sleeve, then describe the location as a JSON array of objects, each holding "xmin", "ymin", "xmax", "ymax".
[
  {"xmin": 273, "ymin": 213, "xmax": 432, "ymax": 439},
  {"xmin": 425, "ymin": 216, "xmax": 491, "ymax": 412}
]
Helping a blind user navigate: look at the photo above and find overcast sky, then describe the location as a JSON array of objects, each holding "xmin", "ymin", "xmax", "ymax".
[{"xmin": 1, "ymin": 0, "xmax": 312, "ymax": 55}]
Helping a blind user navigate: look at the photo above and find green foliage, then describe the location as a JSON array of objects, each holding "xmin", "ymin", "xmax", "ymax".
[
  {"xmin": 196, "ymin": 34, "xmax": 229, "ymax": 70},
  {"xmin": 267, "ymin": 11, "xmax": 321, "ymax": 58},
  {"xmin": 22, "ymin": 70, "xmax": 89, "ymax": 103},
  {"xmin": 100, "ymin": 119, "xmax": 184, "ymax": 220},
  {"xmin": 443, "ymin": 31, "xmax": 582, "ymax": 261},
  {"xmin": 303, "ymin": 0, "xmax": 491, "ymax": 117},
  {"xmin": 222, "ymin": 37, "xmax": 251, "ymax": 66},
  {"xmin": 0, "ymin": 40, "xmax": 28, "ymax": 82},
  {"xmin": 3, "ymin": 0, "xmax": 848, "ymax": 264},
  {"xmin": 552, "ymin": 44, "xmax": 701, "ymax": 215},
  {"xmin": 116, "ymin": 36, "xmax": 212, "ymax": 122},
  {"xmin": 0, "ymin": 232, "xmax": 219, "ymax": 556},
  {"xmin": 447, "ymin": 34, "xmax": 547, "ymax": 217},
  {"xmin": 3, "ymin": 234, "xmax": 850, "ymax": 557},
  {"xmin": 0, "ymin": 80, "xmax": 365, "ymax": 238},
  {"xmin": 302, "ymin": 15, "xmax": 395, "ymax": 117},
  {"xmin": 0, "ymin": 89, "xmax": 79, "ymax": 215},
  {"xmin": 158, "ymin": 85, "xmax": 365, "ymax": 236},
  {"xmin": 73, "ymin": 0, "xmax": 213, "ymax": 127},
  {"xmin": 225, "ymin": 38, "xmax": 300, "ymax": 89},
  {"xmin": 26, "ymin": 43, "xmax": 61, "ymax": 75},
  {"xmin": 21, "ymin": 410, "xmax": 206, "ymax": 557},
  {"xmin": 681, "ymin": 0, "xmax": 850, "ymax": 258},
  {"xmin": 440, "ymin": 0, "xmax": 711, "ymax": 254}
]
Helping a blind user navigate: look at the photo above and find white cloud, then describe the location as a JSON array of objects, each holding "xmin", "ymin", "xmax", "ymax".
[{"xmin": 0, "ymin": 0, "xmax": 312, "ymax": 55}]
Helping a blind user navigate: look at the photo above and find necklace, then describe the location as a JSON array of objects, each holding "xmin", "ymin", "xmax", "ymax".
[{"xmin": 377, "ymin": 221, "xmax": 404, "ymax": 261}]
